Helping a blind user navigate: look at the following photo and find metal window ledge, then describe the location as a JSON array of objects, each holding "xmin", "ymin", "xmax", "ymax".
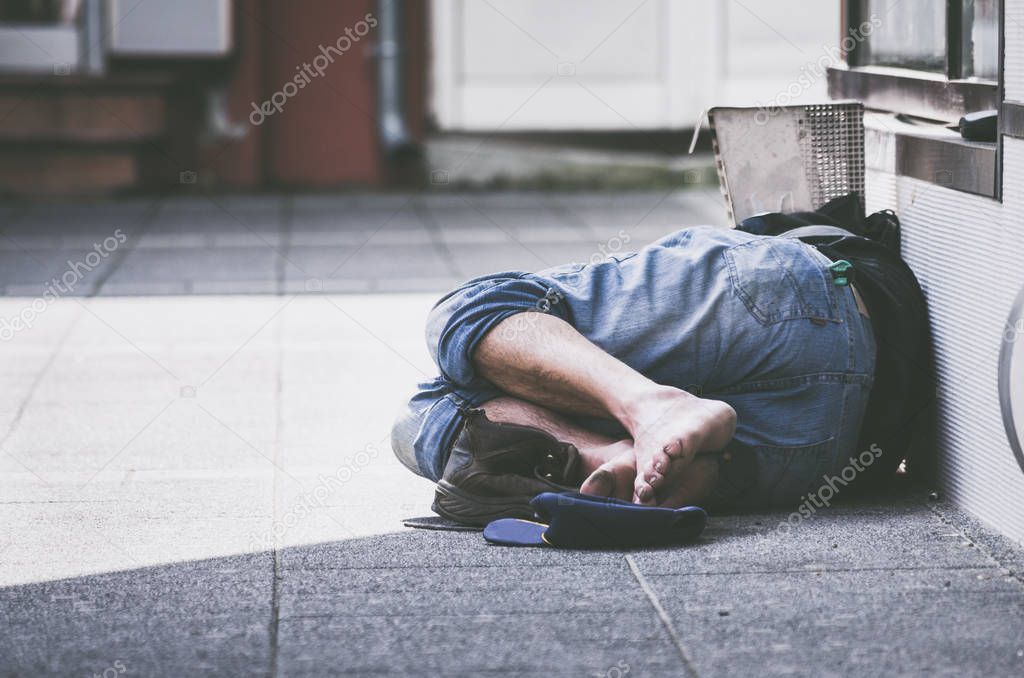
[
  {"xmin": 864, "ymin": 112, "xmax": 997, "ymax": 198},
  {"xmin": 828, "ymin": 65, "xmax": 998, "ymax": 124},
  {"xmin": 1001, "ymin": 101, "xmax": 1024, "ymax": 140}
]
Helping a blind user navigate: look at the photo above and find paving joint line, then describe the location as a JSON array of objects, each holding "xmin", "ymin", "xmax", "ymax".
[
  {"xmin": 278, "ymin": 561, "xmax": 1003, "ymax": 573},
  {"xmin": 414, "ymin": 198, "xmax": 461, "ymax": 280},
  {"xmin": 90, "ymin": 197, "xmax": 165, "ymax": 297},
  {"xmin": 269, "ymin": 283, "xmax": 286, "ymax": 678},
  {"xmin": 926, "ymin": 501, "xmax": 1024, "ymax": 589},
  {"xmin": 0, "ymin": 304, "xmax": 85, "ymax": 454},
  {"xmin": 545, "ymin": 196, "xmax": 603, "ymax": 241},
  {"xmin": 625, "ymin": 555, "xmax": 700, "ymax": 677},
  {"xmin": 0, "ymin": 204, "xmax": 48, "ymax": 276},
  {"xmin": 277, "ymin": 610, "xmax": 677, "ymax": 621},
  {"xmin": 276, "ymin": 195, "xmax": 293, "ymax": 296}
]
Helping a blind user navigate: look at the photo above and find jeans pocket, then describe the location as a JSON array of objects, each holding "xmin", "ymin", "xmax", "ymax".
[
  {"xmin": 753, "ymin": 437, "xmax": 837, "ymax": 507},
  {"xmin": 724, "ymin": 238, "xmax": 841, "ymax": 325},
  {"xmin": 709, "ymin": 436, "xmax": 840, "ymax": 511}
]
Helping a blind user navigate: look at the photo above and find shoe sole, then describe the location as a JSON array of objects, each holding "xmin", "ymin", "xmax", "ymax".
[{"xmin": 432, "ymin": 480, "xmax": 537, "ymax": 526}]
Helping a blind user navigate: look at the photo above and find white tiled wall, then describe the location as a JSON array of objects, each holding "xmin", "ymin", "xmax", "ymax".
[
  {"xmin": 858, "ymin": 0, "xmax": 1024, "ymax": 546},
  {"xmin": 1004, "ymin": 0, "xmax": 1024, "ymax": 101},
  {"xmin": 865, "ymin": 137, "xmax": 1024, "ymax": 545}
]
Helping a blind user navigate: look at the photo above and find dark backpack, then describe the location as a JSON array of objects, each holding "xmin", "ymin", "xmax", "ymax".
[{"xmin": 738, "ymin": 194, "xmax": 935, "ymax": 491}]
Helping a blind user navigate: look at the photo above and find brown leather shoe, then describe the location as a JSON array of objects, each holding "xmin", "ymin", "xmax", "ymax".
[{"xmin": 432, "ymin": 409, "xmax": 581, "ymax": 526}]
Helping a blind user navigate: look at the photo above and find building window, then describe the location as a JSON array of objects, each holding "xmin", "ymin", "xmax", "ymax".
[
  {"xmin": 828, "ymin": 0, "xmax": 1002, "ymax": 199},
  {"xmin": 853, "ymin": 0, "xmax": 998, "ymax": 78},
  {"xmin": 861, "ymin": 0, "xmax": 948, "ymax": 74},
  {"xmin": 961, "ymin": 0, "xmax": 1000, "ymax": 79},
  {"xmin": 830, "ymin": 0, "xmax": 999, "ymax": 123}
]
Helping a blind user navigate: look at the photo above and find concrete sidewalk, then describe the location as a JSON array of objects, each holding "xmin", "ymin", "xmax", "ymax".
[
  {"xmin": 1, "ymin": 191, "xmax": 1023, "ymax": 677},
  {"xmin": 0, "ymin": 189, "xmax": 728, "ymax": 297}
]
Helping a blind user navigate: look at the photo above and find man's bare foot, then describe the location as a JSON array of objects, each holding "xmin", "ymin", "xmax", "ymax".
[
  {"xmin": 578, "ymin": 440, "xmax": 720, "ymax": 508},
  {"xmin": 654, "ymin": 454, "xmax": 721, "ymax": 508},
  {"xmin": 622, "ymin": 387, "xmax": 736, "ymax": 505},
  {"xmin": 577, "ymin": 440, "xmax": 636, "ymax": 501}
]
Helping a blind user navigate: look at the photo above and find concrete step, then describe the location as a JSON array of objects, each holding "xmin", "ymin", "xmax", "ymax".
[
  {"xmin": 0, "ymin": 91, "xmax": 165, "ymax": 143},
  {"xmin": 0, "ymin": 149, "xmax": 138, "ymax": 197},
  {"xmin": 0, "ymin": 74, "xmax": 174, "ymax": 141},
  {"xmin": 0, "ymin": 74, "xmax": 190, "ymax": 197}
]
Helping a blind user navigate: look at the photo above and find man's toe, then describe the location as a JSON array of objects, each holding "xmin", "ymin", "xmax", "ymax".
[
  {"xmin": 581, "ymin": 468, "xmax": 614, "ymax": 497},
  {"xmin": 633, "ymin": 480, "xmax": 656, "ymax": 505}
]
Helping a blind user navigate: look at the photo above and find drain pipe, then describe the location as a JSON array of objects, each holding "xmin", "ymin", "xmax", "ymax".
[
  {"xmin": 80, "ymin": 0, "xmax": 105, "ymax": 75},
  {"xmin": 376, "ymin": 0, "xmax": 414, "ymax": 153}
]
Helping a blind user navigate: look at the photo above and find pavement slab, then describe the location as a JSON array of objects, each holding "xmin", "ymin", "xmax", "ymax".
[{"xmin": 1, "ymin": 192, "xmax": 1023, "ymax": 677}]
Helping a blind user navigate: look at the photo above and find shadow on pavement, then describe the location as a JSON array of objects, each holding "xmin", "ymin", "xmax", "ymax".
[{"xmin": 4, "ymin": 496, "xmax": 1024, "ymax": 677}]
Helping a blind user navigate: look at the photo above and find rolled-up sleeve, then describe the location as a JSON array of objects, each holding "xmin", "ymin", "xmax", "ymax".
[{"xmin": 425, "ymin": 271, "xmax": 571, "ymax": 387}]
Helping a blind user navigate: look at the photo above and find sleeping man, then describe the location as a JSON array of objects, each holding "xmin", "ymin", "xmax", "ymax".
[{"xmin": 390, "ymin": 220, "xmax": 908, "ymax": 526}]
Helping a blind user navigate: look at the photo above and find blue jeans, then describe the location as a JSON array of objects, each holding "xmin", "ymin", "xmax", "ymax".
[{"xmin": 392, "ymin": 226, "xmax": 876, "ymax": 509}]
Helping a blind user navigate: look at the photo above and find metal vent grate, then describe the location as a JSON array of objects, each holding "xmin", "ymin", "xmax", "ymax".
[
  {"xmin": 709, "ymin": 101, "xmax": 865, "ymax": 225},
  {"xmin": 800, "ymin": 103, "xmax": 865, "ymax": 215}
]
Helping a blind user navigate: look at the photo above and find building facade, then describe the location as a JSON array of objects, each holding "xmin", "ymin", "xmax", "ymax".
[{"xmin": 830, "ymin": 0, "xmax": 1024, "ymax": 543}]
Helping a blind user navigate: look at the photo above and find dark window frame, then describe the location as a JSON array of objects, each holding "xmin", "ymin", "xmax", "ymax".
[
  {"xmin": 829, "ymin": 0, "xmax": 1000, "ymax": 123},
  {"xmin": 829, "ymin": 0, "xmax": 1004, "ymax": 200}
]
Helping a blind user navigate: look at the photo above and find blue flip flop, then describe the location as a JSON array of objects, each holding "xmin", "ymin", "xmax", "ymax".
[{"xmin": 483, "ymin": 491, "xmax": 707, "ymax": 549}]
